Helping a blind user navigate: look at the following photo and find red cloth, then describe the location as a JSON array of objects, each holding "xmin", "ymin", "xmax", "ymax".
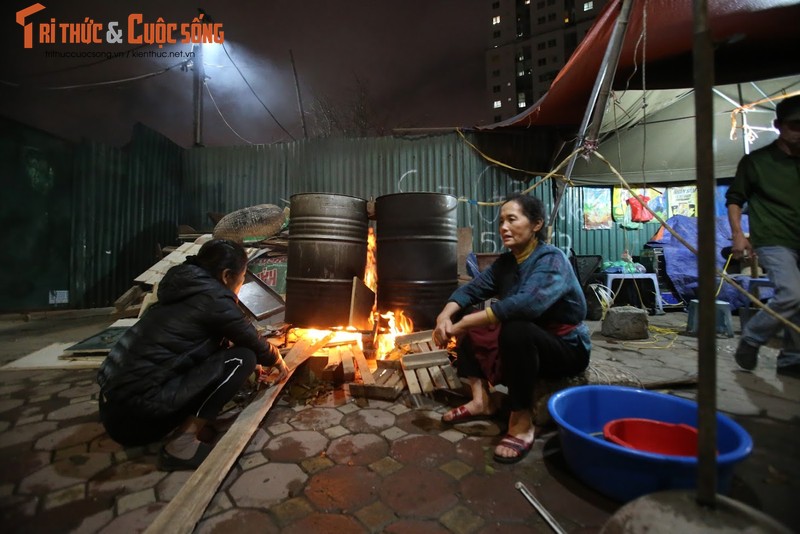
[
  {"xmin": 466, "ymin": 322, "xmax": 578, "ymax": 384},
  {"xmin": 627, "ymin": 196, "xmax": 653, "ymax": 222},
  {"xmin": 467, "ymin": 324, "xmax": 503, "ymax": 384}
]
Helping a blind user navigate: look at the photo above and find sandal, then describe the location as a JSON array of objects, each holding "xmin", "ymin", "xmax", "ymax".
[
  {"xmin": 493, "ymin": 434, "xmax": 534, "ymax": 464},
  {"xmin": 157, "ymin": 441, "xmax": 212, "ymax": 471},
  {"xmin": 441, "ymin": 404, "xmax": 494, "ymax": 423}
]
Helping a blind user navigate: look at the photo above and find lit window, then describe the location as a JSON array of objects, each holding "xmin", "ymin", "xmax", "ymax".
[
  {"xmin": 525, "ymin": 0, "xmax": 531, "ymax": 4},
  {"xmin": 583, "ymin": 1, "xmax": 594, "ymax": 11},
  {"xmin": 493, "ymin": 100, "xmax": 502, "ymax": 109},
  {"xmin": 518, "ymin": 69, "xmax": 525, "ymax": 77},
  {"xmin": 492, "ymin": 15, "xmax": 501, "ymax": 25},
  {"xmin": 518, "ymin": 93, "xmax": 527, "ymax": 108}
]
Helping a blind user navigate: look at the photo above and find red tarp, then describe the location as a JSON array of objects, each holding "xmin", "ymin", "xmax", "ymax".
[{"xmin": 486, "ymin": 0, "xmax": 800, "ymax": 130}]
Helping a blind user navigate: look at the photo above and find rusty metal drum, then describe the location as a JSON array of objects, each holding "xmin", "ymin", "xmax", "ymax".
[
  {"xmin": 375, "ymin": 192, "xmax": 458, "ymax": 330},
  {"xmin": 285, "ymin": 193, "xmax": 369, "ymax": 327}
]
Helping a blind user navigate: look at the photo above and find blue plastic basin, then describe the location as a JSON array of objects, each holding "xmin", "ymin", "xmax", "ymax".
[{"xmin": 547, "ymin": 385, "xmax": 752, "ymax": 502}]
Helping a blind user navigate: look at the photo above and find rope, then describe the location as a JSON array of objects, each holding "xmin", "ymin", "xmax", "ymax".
[
  {"xmin": 455, "ymin": 132, "xmax": 582, "ymax": 207},
  {"xmin": 729, "ymin": 90, "xmax": 800, "ymax": 142},
  {"xmin": 716, "ymin": 253, "xmax": 733, "ymax": 297}
]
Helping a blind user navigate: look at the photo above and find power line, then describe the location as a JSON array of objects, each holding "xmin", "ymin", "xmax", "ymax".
[
  {"xmin": 220, "ymin": 42, "xmax": 296, "ymax": 141},
  {"xmin": 204, "ymin": 80, "xmax": 255, "ymax": 145},
  {"xmin": 0, "ymin": 61, "xmax": 186, "ymax": 90}
]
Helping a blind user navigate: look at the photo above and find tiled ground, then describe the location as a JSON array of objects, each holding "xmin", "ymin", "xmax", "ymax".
[{"xmin": 0, "ymin": 311, "xmax": 798, "ymax": 533}]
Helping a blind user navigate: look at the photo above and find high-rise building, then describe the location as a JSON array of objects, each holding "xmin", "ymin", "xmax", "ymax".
[{"xmin": 485, "ymin": 0, "xmax": 607, "ymax": 123}]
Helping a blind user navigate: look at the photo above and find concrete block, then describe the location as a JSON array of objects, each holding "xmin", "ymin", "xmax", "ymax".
[{"xmin": 601, "ymin": 306, "xmax": 649, "ymax": 340}]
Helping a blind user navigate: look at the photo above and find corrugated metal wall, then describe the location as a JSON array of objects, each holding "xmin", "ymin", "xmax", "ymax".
[
  {"xmin": 182, "ymin": 143, "xmax": 288, "ymax": 231},
  {"xmin": 182, "ymin": 131, "xmax": 556, "ymax": 254},
  {"xmin": 4, "ymin": 119, "xmax": 668, "ymax": 311},
  {"xmin": 71, "ymin": 124, "xmax": 183, "ymax": 308},
  {"xmin": 0, "ymin": 118, "xmax": 74, "ymax": 312}
]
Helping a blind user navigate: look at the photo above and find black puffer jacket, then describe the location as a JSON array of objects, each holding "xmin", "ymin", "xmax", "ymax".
[{"xmin": 97, "ymin": 263, "xmax": 279, "ymax": 419}]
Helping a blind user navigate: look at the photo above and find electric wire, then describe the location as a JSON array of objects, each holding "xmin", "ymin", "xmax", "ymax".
[
  {"xmin": 16, "ymin": 43, "xmax": 151, "ymax": 80},
  {"xmin": 220, "ymin": 42, "xmax": 296, "ymax": 141},
  {"xmin": 204, "ymin": 80, "xmax": 255, "ymax": 145},
  {"xmin": 0, "ymin": 61, "xmax": 186, "ymax": 90}
]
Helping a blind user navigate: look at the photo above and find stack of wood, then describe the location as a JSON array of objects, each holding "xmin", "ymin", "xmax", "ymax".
[{"xmin": 345, "ymin": 329, "xmax": 461, "ymax": 401}]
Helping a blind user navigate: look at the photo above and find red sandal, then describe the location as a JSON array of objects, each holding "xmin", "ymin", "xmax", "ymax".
[
  {"xmin": 441, "ymin": 404, "xmax": 494, "ymax": 423},
  {"xmin": 493, "ymin": 434, "xmax": 534, "ymax": 464}
]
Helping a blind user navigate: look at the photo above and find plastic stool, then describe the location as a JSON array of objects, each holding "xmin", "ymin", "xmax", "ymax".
[
  {"xmin": 605, "ymin": 273, "xmax": 664, "ymax": 314},
  {"xmin": 686, "ymin": 299, "xmax": 734, "ymax": 337}
]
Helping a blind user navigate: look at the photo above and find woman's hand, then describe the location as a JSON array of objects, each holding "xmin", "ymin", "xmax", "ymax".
[
  {"xmin": 257, "ymin": 357, "xmax": 290, "ymax": 386},
  {"xmin": 433, "ymin": 301, "xmax": 463, "ymax": 349},
  {"xmin": 433, "ymin": 316, "xmax": 453, "ymax": 349}
]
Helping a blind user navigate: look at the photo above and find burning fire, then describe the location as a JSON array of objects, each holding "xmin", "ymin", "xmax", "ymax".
[
  {"xmin": 289, "ymin": 327, "xmax": 363, "ymax": 348},
  {"xmin": 364, "ymin": 227, "xmax": 377, "ymax": 294},
  {"xmin": 288, "ymin": 227, "xmax": 415, "ymax": 361},
  {"xmin": 374, "ymin": 309, "xmax": 414, "ymax": 358}
]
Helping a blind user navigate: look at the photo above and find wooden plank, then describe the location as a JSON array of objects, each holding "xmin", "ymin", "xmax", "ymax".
[
  {"xmin": 114, "ymin": 285, "xmax": 144, "ymax": 312},
  {"xmin": 428, "ymin": 365, "xmax": 448, "ymax": 390},
  {"xmin": 349, "ymin": 277, "xmax": 375, "ymax": 330},
  {"xmin": 351, "ymin": 345, "xmax": 375, "ymax": 384},
  {"xmin": 145, "ymin": 333, "xmax": 332, "ymax": 534},
  {"xmin": 322, "ymin": 346, "xmax": 343, "ymax": 381},
  {"xmin": 403, "ymin": 368, "xmax": 422, "ymax": 395},
  {"xmin": 441, "ymin": 364, "xmax": 462, "ymax": 389},
  {"xmin": 395, "ymin": 330, "xmax": 435, "ymax": 346},
  {"xmin": 340, "ymin": 346, "xmax": 356, "ymax": 382},
  {"xmin": 383, "ymin": 371, "xmax": 403, "ymax": 388},
  {"xmin": 401, "ymin": 351, "xmax": 450, "ymax": 370},
  {"xmin": 415, "ymin": 367, "xmax": 435, "ymax": 394}
]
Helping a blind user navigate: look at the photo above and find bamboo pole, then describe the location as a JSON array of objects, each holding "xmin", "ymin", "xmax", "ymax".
[{"xmin": 692, "ymin": 0, "xmax": 718, "ymax": 507}]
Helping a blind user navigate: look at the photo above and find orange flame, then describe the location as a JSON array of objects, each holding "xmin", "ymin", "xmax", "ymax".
[
  {"xmin": 364, "ymin": 227, "xmax": 377, "ymax": 294},
  {"xmin": 375, "ymin": 310, "xmax": 414, "ymax": 358},
  {"xmin": 290, "ymin": 326, "xmax": 363, "ymax": 349}
]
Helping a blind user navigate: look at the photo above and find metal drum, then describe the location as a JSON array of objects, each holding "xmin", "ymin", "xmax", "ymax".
[
  {"xmin": 376, "ymin": 192, "xmax": 458, "ymax": 330},
  {"xmin": 285, "ymin": 193, "xmax": 369, "ymax": 327}
]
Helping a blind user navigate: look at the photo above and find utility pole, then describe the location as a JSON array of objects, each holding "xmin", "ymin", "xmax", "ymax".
[
  {"xmin": 192, "ymin": 43, "xmax": 205, "ymax": 147},
  {"xmin": 290, "ymin": 49, "xmax": 308, "ymax": 140}
]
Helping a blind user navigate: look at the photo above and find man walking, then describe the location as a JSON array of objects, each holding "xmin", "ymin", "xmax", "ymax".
[{"xmin": 726, "ymin": 95, "xmax": 800, "ymax": 375}]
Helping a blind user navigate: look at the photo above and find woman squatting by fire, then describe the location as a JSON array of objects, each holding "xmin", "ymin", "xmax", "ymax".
[
  {"xmin": 433, "ymin": 194, "xmax": 591, "ymax": 463},
  {"xmin": 96, "ymin": 239, "xmax": 289, "ymax": 471}
]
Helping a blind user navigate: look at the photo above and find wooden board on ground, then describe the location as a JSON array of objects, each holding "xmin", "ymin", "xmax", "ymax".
[
  {"xmin": 401, "ymin": 351, "xmax": 449, "ymax": 370},
  {"xmin": 400, "ymin": 346, "xmax": 459, "ymax": 396},
  {"xmin": 340, "ymin": 345, "xmax": 356, "ymax": 382},
  {"xmin": 349, "ymin": 361, "xmax": 404, "ymax": 400},
  {"xmin": 322, "ymin": 345, "xmax": 343, "ymax": 381},
  {"xmin": 63, "ymin": 322, "xmax": 133, "ymax": 356},
  {"xmin": 2, "ymin": 343, "xmax": 104, "ymax": 371},
  {"xmin": 402, "ymin": 367, "xmax": 422, "ymax": 395},
  {"xmin": 351, "ymin": 345, "xmax": 375, "ymax": 384},
  {"xmin": 144, "ymin": 332, "xmax": 333, "ymax": 534}
]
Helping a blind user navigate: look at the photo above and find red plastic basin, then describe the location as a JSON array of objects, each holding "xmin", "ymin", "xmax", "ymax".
[{"xmin": 603, "ymin": 418, "xmax": 700, "ymax": 457}]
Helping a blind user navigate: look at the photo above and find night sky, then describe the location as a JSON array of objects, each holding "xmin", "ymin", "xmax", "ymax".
[{"xmin": 1, "ymin": 0, "xmax": 488, "ymax": 147}]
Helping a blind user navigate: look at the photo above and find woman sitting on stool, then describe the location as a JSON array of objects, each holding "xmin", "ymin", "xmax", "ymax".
[
  {"xmin": 433, "ymin": 194, "xmax": 591, "ymax": 464},
  {"xmin": 97, "ymin": 238, "xmax": 288, "ymax": 470}
]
